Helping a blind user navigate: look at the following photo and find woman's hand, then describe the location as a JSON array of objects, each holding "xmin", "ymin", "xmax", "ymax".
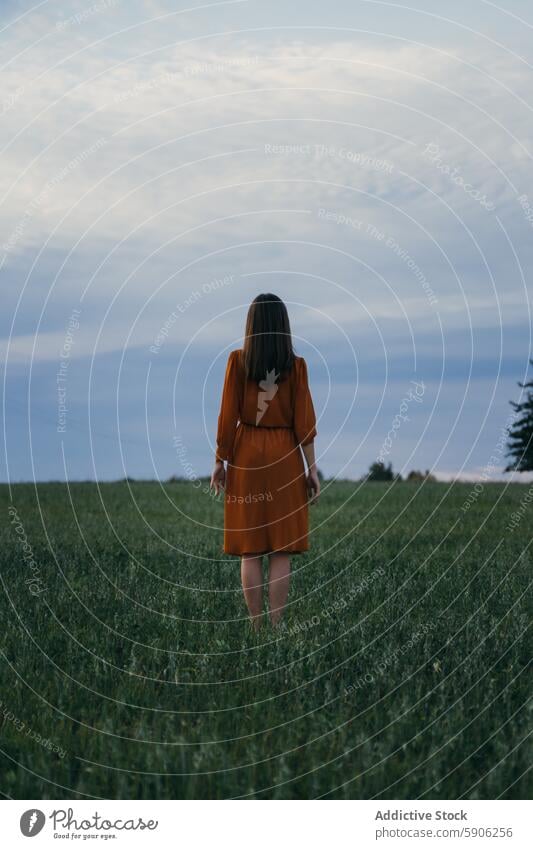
[
  {"xmin": 210, "ymin": 460, "xmax": 226, "ymax": 496},
  {"xmin": 306, "ymin": 466, "xmax": 320, "ymax": 504}
]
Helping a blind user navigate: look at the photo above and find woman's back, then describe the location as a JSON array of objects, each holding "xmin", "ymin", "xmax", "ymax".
[{"xmin": 219, "ymin": 349, "xmax": 316, "ymax": 446}]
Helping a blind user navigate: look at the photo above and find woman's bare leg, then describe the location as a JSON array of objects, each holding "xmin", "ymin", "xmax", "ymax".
[
  {"xmin": 268, "ymin": 552, "xmax": 291, "ymax": 626},
  {"xmin": 241, "ymin": 554, "xmax": 264, "ymax": 629}
]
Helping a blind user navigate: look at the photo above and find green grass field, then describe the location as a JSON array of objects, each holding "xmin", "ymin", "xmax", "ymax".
[{"xmin": 0, "ymin": 480, "xmax": 530, "ymax": 799}]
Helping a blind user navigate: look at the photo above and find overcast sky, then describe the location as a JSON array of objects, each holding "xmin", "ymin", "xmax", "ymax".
[{"xmin": 1, "ymin": 0, "xmax": 532, "ymax": 482}]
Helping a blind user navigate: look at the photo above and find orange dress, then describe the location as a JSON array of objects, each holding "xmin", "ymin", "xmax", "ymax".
[{"xmin": 216, "ymin": 350, "xmax": 317, "ymax": 555}]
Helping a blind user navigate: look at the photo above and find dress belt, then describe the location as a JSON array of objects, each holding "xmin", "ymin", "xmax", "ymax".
[{"xmin": 239, "ymin": 420, "xmax": 293, "ymax": 429}]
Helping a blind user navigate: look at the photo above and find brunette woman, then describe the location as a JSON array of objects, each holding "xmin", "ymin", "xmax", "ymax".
[{"xmin": 210, "ymin": 293, "xmax": 319, "ymax": 628}]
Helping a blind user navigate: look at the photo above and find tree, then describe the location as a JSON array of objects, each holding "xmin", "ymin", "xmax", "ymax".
[
  {"xmin": 505, "ymin": 359, "xmax": 533, "ymax": 472},
  {"xmin": 407, "ymin": 469, "xmax": 436, "ymax": 482},
  {"xmin": 366, "ymin": 461, "xmax": 398, "ymax": 481}
]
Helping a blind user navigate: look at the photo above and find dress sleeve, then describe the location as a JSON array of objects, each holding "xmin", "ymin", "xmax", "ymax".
[
  {"xmin": 215, "ymin": 350, "xmax": 241, "ymax": 462},
  {"xmin": 293, "ymin": 357, "xmax": 317, "ymax": 446}
]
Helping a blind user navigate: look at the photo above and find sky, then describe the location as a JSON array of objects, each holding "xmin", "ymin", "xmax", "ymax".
[{"xmin": 1, "ymin": 0, "xmax": 533, "ymax": 483}]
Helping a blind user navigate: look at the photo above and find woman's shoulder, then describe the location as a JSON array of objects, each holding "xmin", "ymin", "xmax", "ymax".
[
  {"xmin": 226, "ymin": 349, "xmax": 245, "ymax": 377},
  {"xmin": 287, "ymin": 355, "xmax": 308, "ymax": 384},
  {"xmin": 293, "ymin": 354, "xmax": 308, "ymax": 370}
]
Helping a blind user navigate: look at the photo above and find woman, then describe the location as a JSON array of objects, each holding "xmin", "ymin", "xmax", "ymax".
[{"xmin": 210, "ymin": 293, "xmax": 320, "ymax": 629}]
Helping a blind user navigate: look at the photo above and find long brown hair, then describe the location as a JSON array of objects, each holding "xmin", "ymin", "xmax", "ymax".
[{"xmin": 242, "ymin": 293, "xmax": 295, "ymax": 383}]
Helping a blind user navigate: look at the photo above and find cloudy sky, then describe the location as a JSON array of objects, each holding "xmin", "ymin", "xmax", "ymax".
[{"xmin": 1, "ymin": 0, "xmax": 532, "ymax": 482}]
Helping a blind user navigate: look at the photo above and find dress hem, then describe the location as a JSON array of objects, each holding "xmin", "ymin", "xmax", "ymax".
[{"xmin": 222, "ymin": 547, "xmax": 308, "ymax": 556}]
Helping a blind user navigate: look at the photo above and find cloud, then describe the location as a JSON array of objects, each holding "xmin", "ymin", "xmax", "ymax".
[
  {"xmin": 1, "ymin": 32, "xmax": 530, "ymax": 261},
  {"xmin": 2, "ymin": 2, "xmax": 532, "ymax": 479}
]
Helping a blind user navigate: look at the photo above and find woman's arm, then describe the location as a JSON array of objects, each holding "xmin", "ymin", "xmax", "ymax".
[
  {"xmin": 293, "ymin": 357, "xmax": 317, "ymax": 449},
  {"xmin": 211, "ymin": 351, "xmax": 240, "ymax": 494},
  {"xmin": 294, "ymin": 358, "xmax": 319, "ymax": 503},
  {"xmin": 302, "ymin": 441, "xmax": 320, "ymax": 503},
  {"xmin": 210, "ymin": 459, "xmax": 226, "ymax": 496}
]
